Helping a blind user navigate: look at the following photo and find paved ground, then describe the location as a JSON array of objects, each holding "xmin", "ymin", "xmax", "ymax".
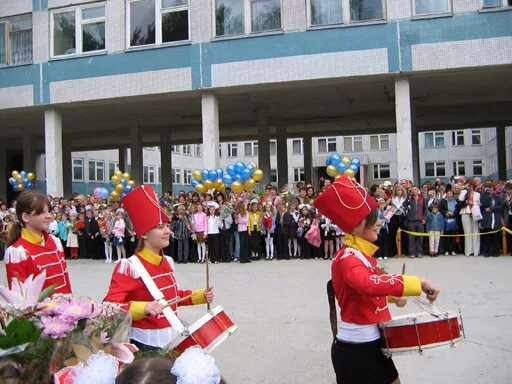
[{"xmin": 2, "ymin": 255, "xmax": 512, "ymax": 383}]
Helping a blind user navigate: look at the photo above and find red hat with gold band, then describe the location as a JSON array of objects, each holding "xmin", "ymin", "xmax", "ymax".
[
  {"xmin": 313, "ymin": 176, "xmax": 378, "ymax": 233},
  {"xmin": 121, "ymin": 185, "xmax": 169, "ymax": 236}
]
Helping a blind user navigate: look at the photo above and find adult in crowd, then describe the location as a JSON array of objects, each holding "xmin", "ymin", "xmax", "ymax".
[
  {"xmin": 458, "ymin": 180, "xmax": 481, "ymax": 256},
  {"xmin": 403, "ymin": 186, "xmax": 426, "ymax": 258}
]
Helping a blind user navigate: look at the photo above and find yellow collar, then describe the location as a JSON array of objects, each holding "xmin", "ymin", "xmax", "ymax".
[
  {"xmin": 21, "ymin": 228, "xmax": 44, "ymax": 245},
  {"xmin": 343, "ymin": 234, "xmax": 379, "ymax": 257},
  {"xmin": 138, "ymin": 247, "xmax": 163, "ymax": 266}
]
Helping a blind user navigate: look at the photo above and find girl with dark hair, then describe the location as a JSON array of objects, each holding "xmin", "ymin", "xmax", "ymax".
[{"xmin": 4, "ymin": 191, "xmax": 72, "ymax": 294}]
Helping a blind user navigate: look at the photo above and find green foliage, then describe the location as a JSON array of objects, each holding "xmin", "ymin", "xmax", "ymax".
[{"xmin": 0, "ymin": 319, "xmax": 43, "ymax": 350}]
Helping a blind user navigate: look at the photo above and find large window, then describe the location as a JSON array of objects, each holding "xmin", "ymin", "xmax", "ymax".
[
  {"xmin": 244, "ymin": 141, "xmax": 259, "ymax": 157},
  {"xmin": 350, "ymin": 0, "xmax": 384, "ymax": 22},
  {"xmin": 271, "ymin": 169, "xmax": 277, "ymax": 183},
  {"xmin": 0, "ymin": 15, "xmax": 32, "ymax": 65},
  {"xmin": 473, "ymin": 160, "xmax": 483, "ymax": 176},
  {"xmin": 370, "ymin": 134, "xmax": 389, "ymax": 150},
  {"xmin": 172, "ymin": 168, "xmax": 182, "ymax": 184},
  {"xmin": 424, "ymin": 132, "xmax": 444, "ymax": 148},
  {"xmin": 228, "ymin": 143, "xmax": 238, "ymax": 157},
  {"xmin": 373, "ymin": 164, "xmax": 390, "ymax": 179},
  {"xmin": 482, "ymin": 0, "xmax": 511, "ymax": 8},
  {"xmin": 128, "ymin": 0, "xmax": 189, "ymax": 48},
  {"xmin": 310, "ymin": 0, "xmax": 342, "ymax": 26},
  {"xmin": 182, "ymin": 144, "xmax": 192, "ymax": 155},
  {"xmin": 471, "ymin": 129, "xmax": 482, "ymax": 145},
  {"xmin": 318, "ymin": 137, "xmax": 337, "ymax": 153},
  {"xmin": 72, "ymin": 158, "xmax": 84, "ymax": 181},
  {"xmin": 425, "ymin": 162, "xmax": 445, "ymax": 177},
  {"xmin": 108, "ymin": 162, "xmax": 119, "ymax": 179},
  {"xmin": 452, "ymin": 161, "xmax": 465, "ymax": 177},
  {"xmin": 293, "ymin": 168, "xmax": 304, "ymax": 182},
  {"xmin": 414, "ymin": 0, "xmax": 451, "ymax": 16},
  {"xmin": 292, "ymin": 139, "xmax": 303, "ymax": 155},
  {"xmin": 309, "ymin": 0, "xmax": 384, "ymax": 25},
  {"xmin": 194, "ymin": 145, "xmax": 201, "ymax": 157},
  {"xmin": 88, "ymin": 160, "xmax": 104, "ymax": 182},
  {"xmin": 171, "ymin": 145, "xmax": 180, "ymax": 153},
  {"xmin": 52, "ymin": 4, "xmax": 106, "ymax": 57},
  {"xmin": 270, "ymin": 140, "xmax": 277, "ymax": 156},
  {"xmin": 184, "ymin": 169, "xmax": 192, "ymax": 184},
  {"xmin": 215, "ymin": 0, "xmax": 281, "ymax": 37},
  {"xmin": 343, "ymin": 136, "xmax": 363, "ymax": 152},
  {"xmin": 144, "ymin": 165, "xmax": 156, "ymax": 183},
  {"xmin": 451, "ymin": 130, "xmax": 464, "ymax": 146}
]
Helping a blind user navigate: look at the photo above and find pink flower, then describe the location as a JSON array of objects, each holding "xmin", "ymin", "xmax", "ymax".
[
  {"xmin": 110, "ymin": 343, "xmax": 138, "ymax": 364},
  {"xmin": 38, "ymin": 297, "xmax": 66, "ymax": 316},
  {"xmin": 39, "ymin": 316, "xmax": 75, "ymax": 339},
  {"xmin": 99, "ymin": 331, "xmax": 110, "ymax": 344},
  {"xmin": 0, "ymin": 272, "xmax": 46, "ymax": 308},
  {"xmin": 60, "ymin": 298, "xmax": 100, "ymax": 323}
]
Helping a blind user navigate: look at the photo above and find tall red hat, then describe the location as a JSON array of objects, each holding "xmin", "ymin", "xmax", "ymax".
[
  {"xmin": 313, "ymin": 176, "xmax": 378, "ymax": 233},
  {"xmin": 121, "ymin": 185, "xmax": 169, "ymax": 236}
]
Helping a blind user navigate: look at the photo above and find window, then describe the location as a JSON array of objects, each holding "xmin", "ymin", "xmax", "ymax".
[
  {"xmin": 228, "ymin": 143, "xmax": 238, "ymax": 157},
  {"xmin": 310, "ymin": 0, "xmax": 343, "ymax": 26},
  {"xmin": 0, "ymin": 15, "xmax": 32, "ymax": 65},
  {"xmin": 452, "ymin": 161, "xmax": 465, "ymax": 176},
  {"xmin": 108, "ymin": 162, "xmax": 119, "ymax": 179},
  {"xmin": 271, "ymin": 169, "xmax": 277, "ymax": 183},
  {"xmin": 343, "ymin": 136, "xmax": 363, "ymax": 152},
  {"xmin": 471, "ymin": 129, "xmax": 482, "ymax": 145},
  {"xmin": 424, "ymin": 132, "xmax": 444, "ymax": 148},
  {"xmin": 425, "ymin": 162, "xmax": 445, "ymax": 177},
  {"xmin": 194, "ymin": 144, "xmax": 201, "ymax": 157},
  {"xmin": 270, "ymin": 140, "xmax": 277, "ymax": 156},
  {"xmin": 414, "ymin": 0, "xmax": 451, "ymax": 16},
  {"xmin": 72, "ymin": 158, "xmax": 84, "ymax": 181},
  {"xmin": 293, "ymin": 167, "xmax": 304, "ymax": 182},
  {"xmin": 144, "ymin": 165, "xmax": 156, "ymax": 183},
  {"xmin": 158, "ymin": 166, "xmax": 161, "ymax": 182},
  {"xmin": 171, "ymin": 168, "xmax": 182, "ymax": 184},
  {"xmin": 350, "ymin": 0, "xmax": 384, "ymax": 22},
  {"xmin": 215, "ymin": 0, "xmax": 281, "ymax": 37},
  {"xmin": 88, "ymin": 160, "xmax": 104, "ymax": 182},
  {"xmin": 244, "ymin": 141, "xmax": 259, "ymax": 157},
  {"xmin": 128, "ymin": 0, "xmax": 189, "ymax": 48},
  {"xmin": 171, "ymin": 145, "xmax": 180, "ymax": 153},
  {"xmin": 370, "ymin": 134, "xmax": 389, "ymax": 150},
  {"xmin": 219, "ymin": 144, "xmax": 222, "ymax": 158},
  {"xmin": 451, "ymin": 130, "xmax": 464, "ymax": 146},
  {"xmin": 184, "ymin": 169, "xmax": 192, "ymax": 184},
  {"xmin": 318, "ymin": 137, "xmax": 337, "ymax": 153},
  {"xmin": 473, "ymin": 160, "xmax": 483, "ymax": 176},
  {"xmin": 182, "ymin": 144, "xmax": 192, "ymax": 155},
  {"xmin": 292, "ymin": 139, "xmax": 303, "ymax": 154},
  {"xmin": 373, "ymin": 164, "xmax": 390, "ymax": 179},
  {"xmin": 52, "ymin": 5, "xmax": 106, "ymax": 57},
  {"xmin": 482, "ymin": 0, "xmax": 510, "ymax": 8}
]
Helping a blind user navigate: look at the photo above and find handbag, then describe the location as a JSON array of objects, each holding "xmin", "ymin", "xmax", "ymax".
[
  {"xmin": 444, "ymin": 217, "xmax": 458, "ymax": 232},
  {"xmin": 471, "ymin": 205, "xmax": 482, "ymax": 221},
  {"xmin": 305, "ymin": 219, "xmax": 322, "ymax": 248}
]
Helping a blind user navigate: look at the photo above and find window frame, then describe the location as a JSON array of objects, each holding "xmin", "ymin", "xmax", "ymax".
[
  {"xmin": 292, "ymin": 139, "xmax": 303, "ymax": 155},
  {"xmin": 108, "ymin": 161, "xmax": 119, "ymax": 179},
  {"xmin": 182, "ymin": 144, "xmax": 192, "ymax": 155},
  {"xmin": 184, "ymin": 168, "xmax": 192, "ymax": 184},
  {"xmin": 369, "ymin": 134, "xmax": 390, "ymax": 150},
  {"xmin": 72, "ymin": 158, "xmax": 84, "ymax": 182},
  {"xmin": 244, "ymin": 141, "xmax": 259, "ymax": 157},
  {"xmin": 481, "ymin": 0, "xmax": 509, "ymax": 9},
  {"xmin": 307, "ymin": 0, "xmax": 387, "ymax": 27},
  {"xmin": 373, "ymin": 163, "xmax": 390, "ymax": 179},
  {"xmin": 194, "ymin": 144, "xmax": 201, "ymax": 157},
  {"xmin": 270, "ymin": 140, "xmax": 277, "ymax": 156},
  {"xmin": 143, "ymin": 165, "xmax": 156, "ymax": 184},
  {"xmin": 126, "ymin": 0, "xmax": 191, "ymax": 49},
  {"xmin": 451, "ymin": 130, "xmax": 464, "ymax": 146},
  {"xmin": 293, "ymin": 167, "xmax": 305, "ymax": 182},
  {"xmin": 270, "ymin": 168, "xmax": 277, "ymax": 183},
  {"xmin": 343, "ymin": 136, "xmax": 363, "ymax": 152},
  {"xmin": 50, "ymin": 3, "xmax": 106, "ymax": 58},
  {"xmin": 171, "ymin": 145, "xmax": 180, "ymax": 153},
  {"xmin": 424, "ymin": 131, "xmax": 445, "ymax": 148},
  {"xmin": 0, "ymin": 14, "xmax": 33, "ymax": 66},
  {"xmin": 88, "ymin": 159, "xmax": 105, "ymax": 182},
  {"xmin": 227, "ymin": 143, "xmax": 238, "ymax": 157},
  {"xmin": 172, "ymin": 167, "xmax": 182, "ymax": 184},
  {"xmin": 425, "ymin": 161, "xmax": 446, "ymax": 177},
  {"xmin": 452, "ymin": 160, "xmax": 465, "ymax": 176},
  {"xmin": 412, "ymin": 0, "xmax": 452, "ymax": 17},
  {"xmin": 471, "ymin": 129, "xmax": 482, "ymax": 146},
  {"xmin": 317, "ymin": 137, "xmax": 337, "ymax": 153},
  {"xmin": 472, "ymin": 160, "xmax": 483, "ymax": 176}
]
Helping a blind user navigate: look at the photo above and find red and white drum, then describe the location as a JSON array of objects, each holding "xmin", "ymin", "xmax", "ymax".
[
  {"xmin": 379, "ymin": 311, "xmax": 464, "ymax": 357},
  {"xmin": 169, "ymin": 306, "xmax": 237, "ymax": 353}
]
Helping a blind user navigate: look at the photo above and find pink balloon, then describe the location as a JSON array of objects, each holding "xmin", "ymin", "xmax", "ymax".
[{"xmin": 93, "ymin": 187, "xmax": 102, "ymax": 199}]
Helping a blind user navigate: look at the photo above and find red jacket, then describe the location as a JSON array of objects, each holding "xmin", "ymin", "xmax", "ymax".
[
  {"xmin": 332, "ymin": 234, "xmax": 421, "ymax": 325},
  {"xmin": 5, "ymin": 229, "xmax": 72, "ymax": 295}
]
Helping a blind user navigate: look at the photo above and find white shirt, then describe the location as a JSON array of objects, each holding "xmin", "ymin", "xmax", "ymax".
[
  {"xmin": 207, "ymin": 215, "xmax": 220, "ymax": 235},
  {"xmin": 337, "ymin": 321, "xmax": 380, "ymax": 343}
]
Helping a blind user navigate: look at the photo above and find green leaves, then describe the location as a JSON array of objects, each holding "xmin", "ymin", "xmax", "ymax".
[
  {"xmin": 38, "ymin": 283, "xmax": 58, "ymax": 303},
  {"xmin": 0, "ymin": 318, "xmax": 43, "ymax": 350}
]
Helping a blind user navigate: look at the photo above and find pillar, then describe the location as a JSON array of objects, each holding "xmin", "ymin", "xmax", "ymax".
[
  {"xmin": 303, "ymin": 134, "xmax": 313, "ymax": 184},
  {"xmin": 130, "ymin": 124, "xmax": 143, "ymax": 185},
  {"xmin": 276, "ymin": 125, "xmax": 289, "ymax": 187},
  {"xmin": 118, "ymin": 146, "xmax": 128, "ymax": 172},
  {"xmin": 44, "ymin": 108, "xmax": 64, "ymax": 197},
  {"xmin": 23, "ymin": 130, "xmax": 34, "ymax": 172},
  {"xmin": 201, "ymin": 94, "xmax": 220, "ymax": 169},
  {"xmin": 62, "ymin": 135, "xmax": 72, "ymax": 197},
  {"xmin": 497, "ymin": 125, "xmax": 506, "ymax": 180},
  {"xmin": 257, "ymin": 114, "xmax": 271, "ymax": 187},
  {"xmin": 395, "ymin": 77, "xmax": 418, "ymax": 183},
  {"xmin": 0, "ymin": 145, "xmax": 6, "ymax": 200},
  {"xmin": 160, "ymin": 130, "xmax": 172, "ymax": 194}
]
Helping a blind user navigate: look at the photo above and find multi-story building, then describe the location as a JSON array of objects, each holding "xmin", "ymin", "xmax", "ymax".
[{"xmin": 1, "ymin": 0, "xmax": 512, "ymax": 200}]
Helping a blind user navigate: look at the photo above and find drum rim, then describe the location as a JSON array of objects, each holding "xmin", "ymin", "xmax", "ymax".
[
  {"xmin": 380, "ymin": 311, "xmax": 460, "ymax": 326},
  {"xmin": 381, "ymin": 336, "xmax": 463, "ymax": 356},
  {"xmin": 204, "ymin": 324, "xmax": 238, "ymax": 353},
  {"xmin": 187, "ymin": 305, "xmax": 225, "ymax": 334}
]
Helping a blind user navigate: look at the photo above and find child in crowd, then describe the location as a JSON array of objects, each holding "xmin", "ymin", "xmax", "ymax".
[
  {"xmin": 218, "ymin": 202, "xmax": 234, "ymax": 263},
  {"xmin": 283, "ymin": 200, "xmax": 300, "ymax": 258},
  {"xmin": 171, "ymin": 204, "xmax": 192, "ymax": 264},
  {"xmin": 426, "ymin": 203, "xmax": 444, "ymax": 257},
  {"xmin": 235, "ymin": 201, "xmax": 250, "ymax": 263},
  {"xmin": 262, "ymin": 202, "xmax": 276, "ymax": 260},
  {"xmin": 193, "ymin": 203, "xmax": 208, "ymax": 263},
  {"xmin": 66, "ymin": 212, "xmax": 80, "ymax": 260},
  {"xmin": 276, "ymin": 202, "xmax": 289, "ymax": 260},
  {"xmin": 248, "ymin": 201, "xmax": 262, "ymax": 260},
  {"xmin": 188, "ymin": 203, "xmax": 198, "ymax": 262},
  {"xmin": 376, "ymin": 198, "xmax": 391, "ymax": 260},
  {"xmin": 206, "ymin": 202, "xmax": 221, "ymax": 264},
  {"xmin": 57, "ymin": 212, "xmax": 70, "ymax": 259},
  {"xmin": 112, "ymin": 208, "xmax": 127, "ymax": 263},
  {"xmin": 321, "ymin": 214, "xmax": 336, "ymax": 260},
  {"xmin": 297, "ymin": 204, "xmax": 313, "ymax": 259}
]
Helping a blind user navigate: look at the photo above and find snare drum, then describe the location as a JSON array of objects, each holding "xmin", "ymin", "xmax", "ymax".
[
  {"xmin": 379, "ymin": 311, "xmax": 464, "ymax": 357},
  {"xmin": 169, "ymin": 305, "xmax": 237, "ymax": 353}
]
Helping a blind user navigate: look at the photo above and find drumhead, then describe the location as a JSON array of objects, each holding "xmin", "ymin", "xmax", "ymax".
[{"xmin": 381, "ymin": 311, "xmax": 459, "ymax": 327}]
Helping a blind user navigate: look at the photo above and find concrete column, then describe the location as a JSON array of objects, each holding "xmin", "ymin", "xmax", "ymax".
[
  {"xmin": 395, "ymin": 77, "xmax": 417, "ymax": 183},
  {"xmin": 257, "ymin": 114, "xmax": 271, "ymax": 187},
  {"xmin": 23, "ymin": 130, "xmax": 34, "ymax": 172},
  {"xmin": 276, "ymin": 125, "xmax": 289, "ymax": 187},
  {"xmin": 497, "ymin": 125, "xmax": 506, "ymax": 180},
  {"xmin": 0, "ymin": 145, "xmax": 6, "ymax": 200},
  {"xmin": 118, "ymin": 146, "xmax": 128, "ymax": 172},
  {"xmin": 160, "ymin": 130, "xmax": 172, "ymax": 194},
  {"xmin": 130, "ymin": 124, "xmax": 143, "ymax": 185},
  {"xmin": 201, "ymin": 94, "xmax": 220, "ymax": 169},
  {"xmin": 303, "ymin": 134, "xmax": 313, "ymax": 184},
  {"xmin": 44, "ymin": 108, "xmax": 64, "ymax": 197},
  {"xmin": 62, "ymin": 136, "xmax": 72, "ymax": 197}
]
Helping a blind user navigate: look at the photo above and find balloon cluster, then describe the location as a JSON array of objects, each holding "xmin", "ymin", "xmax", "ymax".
[
  {"xmin": 191, "ymin": 162, "xmax": 264, "ymax": 194},
  {"xmin": 325, "ymin": 155, "xmax": 360, "ymax": 179},
  {"xmin": 110, "ymin": 170, "xmax": 136, "ymax": 200},
  {"xmin": 93, "ymin": 187, "xmax": 109, "ymax": 200},
  {"xmin": 9, "ymin": 170, "xmax": 35, "ymax": 192}
]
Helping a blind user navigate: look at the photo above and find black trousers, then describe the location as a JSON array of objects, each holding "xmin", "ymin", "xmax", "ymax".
[
  {"xmin": 278, "ymin": 232, "xmax": 289, "ymax": 259},
  {"xmin": 208, "ymin": 233, "xmax": 221, "ymax": 263},
  {"xmin": 238, "ymin": 230, "xmax": 250, "ymax": 263},
  {"xmin": 219, "ymin": 229, "xmax": 231, "ymax": 262}
]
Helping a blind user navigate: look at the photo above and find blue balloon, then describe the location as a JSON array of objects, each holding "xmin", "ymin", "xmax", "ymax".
[
  {"xmin": 201, "ymin": 169, "xmax": 209, "ymax": 181},
  {"xmin": 120, "ymin": 192, "xmax": 127, "ymax": 198},
  {"xmin": 336, "ymin": 164, "xmax": 347, "ymax": 174},
  {"xmin": 26, "ymin": 182, "xmax": 33, "ymax": 189},
  {"xmin": 331, "ymin": 156, "xmax": 341, "ymax": 166},
  {"xmin": 241, "ymin": 168, "xmax": 252, "ymax": 181},
  {"xmin": 227, "ymin": 164, "xmax": 236, "ymax": 177},
  {"xmin": 222, "ymin": 174, "xmax": 233, "ymax": 185},
  {"xmin": 20, "ymin": 170, "xmax": 26, "ymax": 177},
  {"xmin": 100, "ymin": 187, "xmax": 109, "ymax": 199},
  {"xmin": 23, "ymin": 179, "xmax": 30, "ymax": 187},
  {"xmin": 124, "ymin": 185, "xmax": 133, "ymax": 193},
  {"xmin": 121, "ymin": 178, "xmax": 127, "ymax": 186},
  {"xmin": 191, "ymin": 180, "xmax": 199, "ymax": 187},
  {"xmin": 216, "ymin": 168, "xmax": 223, "ymax": 178},
  {"xmin": 350, "ymin": 164, "xmax": 359, "ymax": 172},
  {"xmin": 246, "ymin": 163, "xmax": 255, "ymax": 173},
  {"xmin": 208, "ymin": 170, "xmax": 217, "ymax": 181},
  {"xmin": 235, "ymin": 162, "xmax": 244, "ymax": 173},
  {"xmin": 9, "ymin": 177, "xmax": 17, "ymax": 186},
  {"xmin": 351, "ymin": 158, "xmax": 360, "ymax": 166},
  {"xmin": 234, "ymin": 174, "xmax": 243, "ymax": 183}
]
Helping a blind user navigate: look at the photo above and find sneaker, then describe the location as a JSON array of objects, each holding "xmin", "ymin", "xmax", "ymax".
[
  {"xmin": 378, "ymin": 257, "xmax": 383, "ymax": 260},
  {"xmin": 445, "ymin": 252, "xmax": 449, "ymax": 256},
  {"xmin": 417, "ymin": 254, "xmax": 423, "ymax": 258},
  {"xmin": 383, "ymin": 257, "xmax": 388, "ymax": 260},
  {"xmin": 408, "ymin": 255, "xmax": 415, "ymax": 259},
  {"xmin": 451, "ymin": 251, "xmax": 456, "ymax": 256}
]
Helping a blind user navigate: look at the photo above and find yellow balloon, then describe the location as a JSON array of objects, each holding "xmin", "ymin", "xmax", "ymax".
[
  {"xmin": 217, "ymin": 182, "xmax": 226, "ymax": 191},
  {"xmin": 128, "ymin": 180, "xmax": 136, "ymax": 187},
  {"xmin": 343, "ymin": 169, "xmax": 355, "ymax": 178},
  {"xmin": 27, "ymin": 172, "xmax": 35, "ymax": 181},
  {"xmin": 342, "ymin": 156, "xmax": 351, "ymax": 166},
  {"xmin": 122, "ymin": 172, "xmax": 131, "ymax": 181},
  {"xmin": 244, "ymin": 178, "xmax": 255, "ymax": 190},
  {"xmin": 195, "ymin": 184, "xmax": 206, "ymax": 193},
  {"xmin": 215, "ymin": 178, "xmax": 223, "ymax": 188},
  {"xmin": 11, "ymin": 170, "xmax": 19, "ymax": 177},
  {"xmin": 17, "ymin": 183, "xmax": 24, "ymax": 191},
  {"xmin": 115, "ymin": 170, "xmax": 123, "ymax": 177},
  {"xmin": 252, "ymin": 169, "xmax": 264, "ymax": 182},
  {"xmin": 192, "ymin": 169, "xmax": 203, "ymax": 181},
  {"xmin": 231, "ymin": 181, "xmax": 244, "ymax": 193},
  {"xmin": 15, "ymin": 175, "xmax": 22, "ymax": 182},
  {"xmin": 204, "ymin": 180, "xmax": 214, "ymax": 190},
  {"xmin": 326, "ymin": 165, "xmax": 338, "ymax": 177},
  {"xmin": 111, "ymin": 191, "xmax": 120, "ymax": 200},
  {"xmin": 111, "ymin": 175, "xmax": 120, "ymax": 185},
  {"xmin": 115, "ymin": 184, "xmax": 125, "ymax": 192}
]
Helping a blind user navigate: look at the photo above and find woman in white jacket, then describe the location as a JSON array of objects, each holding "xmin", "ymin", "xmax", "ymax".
[{"xmin": 458, "ymin": 181, "xmax": 481, "ymax": 256}]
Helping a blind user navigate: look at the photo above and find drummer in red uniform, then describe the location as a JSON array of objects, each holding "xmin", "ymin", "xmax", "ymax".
[
  {"xmin": 314, "ymin": 176, "xmax": 439, "ymax": 384},
  {"xmin": 5, "ymin": 191, "xmax": 72, "ymax": 294},
  {"xmin": 103, "ymin": 185, "xmax": 213, "ymax": 351}
]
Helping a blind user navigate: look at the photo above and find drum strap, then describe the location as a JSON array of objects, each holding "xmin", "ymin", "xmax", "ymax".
[
  {"xmin": 327, "ymin": 280, "xmax": 338, "ymax": 341},
  {"xmin": 128, "ymin": 255, "xmax": 186, "ymax": 334}
]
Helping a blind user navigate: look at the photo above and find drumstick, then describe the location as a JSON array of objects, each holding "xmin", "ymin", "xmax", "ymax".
[
  {"xmin": 161, "ymin": 294, "xmax": 193, "ymax": 309},
  {"xmin": 401, "ymin": 263, "xmax": 406, "ymax": 275},
  {"xmin": 206, "ymin": 249, "xmax": 211, "ymax": 311}
]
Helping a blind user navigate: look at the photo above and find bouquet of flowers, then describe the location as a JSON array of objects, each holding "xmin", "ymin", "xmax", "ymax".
[
  {"xmin": 74, "ymin": 220, "xmax": 85, "ymax": 235},
  {"xmin": 0, "ymin": 272, "xmax": 136, "ymax": 384}
]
